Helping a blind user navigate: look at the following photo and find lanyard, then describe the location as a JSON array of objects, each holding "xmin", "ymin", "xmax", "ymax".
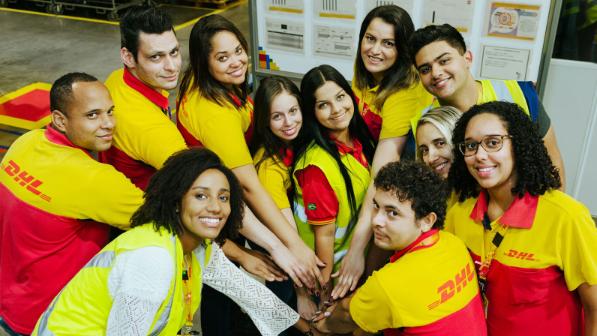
[
  {"xmin": 478, "ymin": 213, "xmax": 509, "ymax": 281},
  {"xmin": 181, "ymin": 254, "xmax": 193, "ymax": 335},
  {"xmin": 162, "ymin": 107, "xmax": 172, "ymax": 120},
  {"xmin": 477, "ymin": 213, "xmax": 509, "ymax": 316}
]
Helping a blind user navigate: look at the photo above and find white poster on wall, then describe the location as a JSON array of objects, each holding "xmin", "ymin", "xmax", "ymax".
[
  {"xmin": 423, "ymin": 0, "xmax": 475, "ymax": 32},
  {"xmin": 314, "ymin": 26, "xmax": 356, "ymax": 58},
  {"xmin": 480, "ymin": 45, "xmax": 530, "ymax": 80},
  {"xmin": 366, "ymin": 0, "xmax": 415, "ymax": 13},
  {"xmin": 265, "ymin": 19, "xmax": 305, "ymax": 53},
  {"xmin": 314, "ymin": 0, "xmax": 357, "ymax": 20},
  {"xmin": 266, "ymin": 0, "xmax": 304, "ymax": 14},
  {"xmin": 487, "ymin": 2, "xmax": 540, "ymax": 40}
]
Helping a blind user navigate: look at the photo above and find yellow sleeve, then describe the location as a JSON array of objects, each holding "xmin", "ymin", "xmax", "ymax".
[
  {"xmin": 379, "ymin": 82, "xmax": 434, "ymax": 140},
  {"xmin": 558, "ymin": 203, "xmax": 597, "ymax": 290},
  {"xmin": 349, "ymin": 271, "xmax": 397, "ymax": 333},
  {"xmin": 200, "ymin": 110, "xmax": 253, "ymax": 169},
  {"xmin": 74, "ymin": 164, "xmax": 144, "ymax": 229},
  {"xmin": 255, "ymin": 155, "xmax": 291, "ymax": 209},
  {"xmin": 133, "ymin": 120, "xmax": 187, "ymax": 169}
]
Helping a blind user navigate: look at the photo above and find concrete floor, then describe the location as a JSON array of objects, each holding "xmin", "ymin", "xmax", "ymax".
[
  {"xmin": 0, "ymin": 1, "xmax": 250, "ymax": 158},
  {"xmin": 0, "ymin": 2, "xmax": 250, "ymax": 93}
]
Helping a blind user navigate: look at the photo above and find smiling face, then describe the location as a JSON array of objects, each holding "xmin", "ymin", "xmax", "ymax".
[
  {"xmin": 360, "ymin": 17, "xmax": 397, "ymax": 82},
  {"xmin": 124, "ymin": 30, "xmax": 182, "ymax": 91},
  {"xmin": 416, "ymin": 123, "xmax": 453, "ymax": 178},
  {"xmin": 54, "ymin": 81, "xmax": 115, "ymax": 152},
  {"xmin": 414, "ymin": 40, "xmax": 472, "ymax": 101},
  {"xmin": 179, "ymin": 168, "xmax": 231, "ymax": 246},
  {"xmin": 269, "ymin": 91, "xmax": 303, "ymax": 142},
  {"xmin": 208, "ymin": 30, "xmax": 248, "ymax": 87},
  {"xmin": 464, "ymin": 113, "xmax": 516, "ymax": 194},
  {"xmin": 371, "ymin": 189, "xmax": 433, "ymax": 251},
  {"xmin": 313, "ymin": 81, "xmax": 354, "ymax": 140}
]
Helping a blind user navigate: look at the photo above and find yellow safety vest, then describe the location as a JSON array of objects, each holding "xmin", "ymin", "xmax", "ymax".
[
  {"xmin": 293, "ymin": 142, "xmax": 370, "ymax": 272},
  {"xmin": 33, "ymin": 224, "xmax": 209, "ymax": 335},
  {"xmin": 410, "ymin": 79, "xmax": 532, "ymax": 139}
]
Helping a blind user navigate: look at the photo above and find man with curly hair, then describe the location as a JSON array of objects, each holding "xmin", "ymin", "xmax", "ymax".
[{"xmin": 313, "ymin": 161, "xmax": 486, "ymax": 335}]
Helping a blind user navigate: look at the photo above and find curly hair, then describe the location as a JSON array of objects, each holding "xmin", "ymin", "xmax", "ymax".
[
  {"xmin": 449, "ymin": 101, "xmax": 561, "ymax": 201},
  {"xmin": 374, "ymin": 160, "xmax": 449, "ymax": 229},
  {"xmin": 131, "ymin": 148, "xmax": 243, "ymax": 245}
]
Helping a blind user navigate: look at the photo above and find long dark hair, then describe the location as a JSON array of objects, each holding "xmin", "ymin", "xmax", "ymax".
[
  {"xmin": 131, "ymin": 148, "xmax": 243, "ymax": 245},
  {"xmin": 295, "ymin": 65, "xmax": 376, "ymax": 217},
  {"xmin": 177, "ymin": 14, "xmax": 249, "ymax": 111},
  {"xmin": 250, "ymin": 76, "xmax": 303, "ymax": 169},
  {"xmin": 354, "ymin": 5, "xmax": 418, "ymax": 111},
  {"xmin": 449, "ymin": 101, "xmax": 561, "ymax": 201}
]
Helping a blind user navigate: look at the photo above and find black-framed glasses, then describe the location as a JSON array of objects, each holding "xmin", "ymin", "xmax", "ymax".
[{"xmin": 458, "ymin": 135, "xmax": 512, "ymax": 157}]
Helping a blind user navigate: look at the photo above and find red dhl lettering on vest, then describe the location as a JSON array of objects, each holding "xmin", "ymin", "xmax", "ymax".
[
  {"xmin": 2, "ymin": 160, "xmax": 51, "ymax": 202},
  {"xmin": 427, "ymin": 264, "xmax": 475, "ymax": 310},
  {"xmin": 504, "ymin": 249, "xmax": 536, "ymax": 261}
]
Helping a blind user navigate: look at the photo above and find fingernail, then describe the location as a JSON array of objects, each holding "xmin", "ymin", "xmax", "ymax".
[{"xmin": 324, "ymin": 312, "xmax": 331, "ymax": 317}]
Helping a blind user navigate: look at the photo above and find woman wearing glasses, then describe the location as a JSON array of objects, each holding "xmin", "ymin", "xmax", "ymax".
[{"xmin": 445, "ymin": 101, "xmax": 597, "ymax": 336}]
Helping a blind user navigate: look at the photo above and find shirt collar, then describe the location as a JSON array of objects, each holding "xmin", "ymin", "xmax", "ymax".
[
  {"xmin": 332, "ymin": 136, "xmax": 362, "ymax": 156},
  {"xmin": 390, "ymin": 229, "xmax": 439, "ymax": 262},
  {"xmin": 44, "ymin": 125, "xmax": 93, "ymax": 159},
  {"xmin": 367, "ymin": 84, "xmax": 380, "ymax": 93},
  {"xmin": 330, "ymin": 136, "xmax": 368, "ymax": 168},
  {"xmin": 123, "ymin": 67, "xmax": 169, "ymax": 110},
  {"xmin": 279, "ymin": 147, "xmax": 294, "ymax": 167},
  {"xmin": 470, "ymin": 191, "xmax": 539, "ymax": 229}
]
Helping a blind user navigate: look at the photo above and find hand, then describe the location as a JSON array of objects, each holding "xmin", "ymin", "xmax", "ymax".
[
  {"xmin": 288, "ymin": 241, "xmax": 326, "ymax": 289},
  {"xmin": 297, "ymin": 289, "xmax": 318, "ymax": 320},
  {"xmin": 269, "ymin": 243, "xmax": 309, "ymax": 287},
  {"xmin": 237, "ymin": 246, "xmax": 287, "ymax": 282},
  {"xmin": 312, "ymin": 302, "xmax": 337, "ymax": 334},
  {"xmin": 331, "ymin": 248, "xmax": 365, "ymax": 300},
  {"xmin": 317, "ymin": 281, "xmax": 333, "ymax": 313}
]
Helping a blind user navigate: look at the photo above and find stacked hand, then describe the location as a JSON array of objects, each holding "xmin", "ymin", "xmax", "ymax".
[{"xmin": 310, "ymin": 300, "xmax": 337, "ymax": 335}]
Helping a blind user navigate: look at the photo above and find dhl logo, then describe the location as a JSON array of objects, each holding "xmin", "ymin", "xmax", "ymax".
[
  {"xmin": 2, "ymin": 160, "xmax": 51, "ymax": 202},
  {"xmin": 427, "ymin": 264, "xmax": 475, "ymax": 310},
  {"xmin": 504, "ymin": 249, "xmax": 536, "ymax": 261}
]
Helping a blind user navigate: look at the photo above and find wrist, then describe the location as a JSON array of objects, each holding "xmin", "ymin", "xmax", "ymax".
[
  {"xmin": 221, "ymin": 240, "xmax": 243, "ymax": 262},
  {"xmin": 268, "ymin": 238, "xmax": 286, "ymax": 255}
]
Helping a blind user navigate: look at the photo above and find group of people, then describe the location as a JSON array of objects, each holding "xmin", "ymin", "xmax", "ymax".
[{"xmin": 0, "ymin": 3, "xmax": 595, "ymax": 336}]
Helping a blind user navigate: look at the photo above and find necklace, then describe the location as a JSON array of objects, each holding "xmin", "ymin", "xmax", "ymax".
[{"xmin": 181, "ymin": 254, "xmax": 193, "ymax": 335}]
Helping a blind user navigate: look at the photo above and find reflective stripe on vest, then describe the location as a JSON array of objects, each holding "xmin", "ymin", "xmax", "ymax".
[
  {"xmin": 33, "ymin": 229, "xmax": 182, "ymax": 335},
  {"xmin": 489, "ymin": 80, "xmax": 514, "ymax": 103},
  {"xmin": 35, "ymin": 250, "xmax": 117, "ymax": 336},
  {"xmin": 150, "ymin": 236, "xmax": 177, "ymax": 336}
]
